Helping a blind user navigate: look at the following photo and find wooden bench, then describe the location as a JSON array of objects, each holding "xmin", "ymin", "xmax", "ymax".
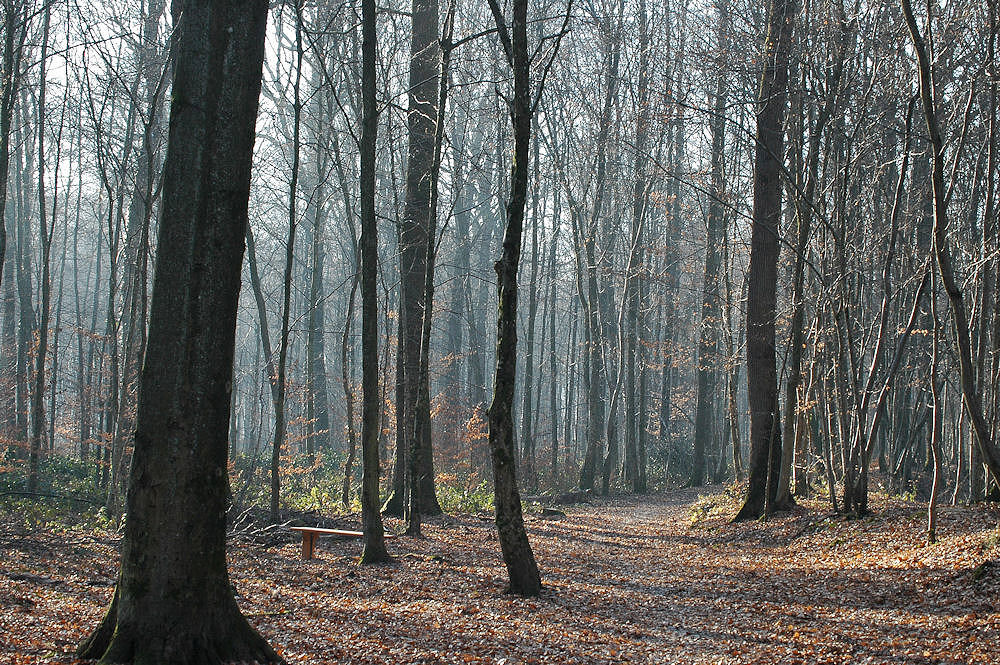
[{"xmin": 289, "ymin": 526, "xmax": 394, "ymax": 560}]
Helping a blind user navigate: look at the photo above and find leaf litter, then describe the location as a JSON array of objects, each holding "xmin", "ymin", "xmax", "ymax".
[{"xmin": 1, "ymin": 487, "xmax": 998, "ymax": 664}]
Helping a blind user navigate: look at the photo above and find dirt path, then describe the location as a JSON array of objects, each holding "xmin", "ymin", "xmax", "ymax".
[{"xmin": 2, "ymin": 487, "xmax": 998, "ymax": 663}]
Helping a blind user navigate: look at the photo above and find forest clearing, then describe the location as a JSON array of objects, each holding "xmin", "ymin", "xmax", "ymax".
[{"xmin": 3, "ymin": 486, "xmax": 999, "ymax": 664}]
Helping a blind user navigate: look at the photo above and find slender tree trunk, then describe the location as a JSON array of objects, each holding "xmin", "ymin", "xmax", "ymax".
[
  {"xmin": 578, "ymin": 221, "xmax": 604, "ymax": 491},
  {"xmin": 725, "ymin": 225, "xmax": 743, "ymax": 481},
  {"xmin": 28, "ymin": 4, "xmax": 52, "ymax": 494},
  {"xmin": 341, "ymin": 270, "xmax": 359, "ymax": 506},
  {"xmin": 519, "ymin": 121, "xmax": 541, "ymax": 492},
  {"xmin": 15, "ymin": 114, "xmax": 35, "ymax": 453},
  {"xmin": 623, "ymin": 0, "xmax": 651, "ymax": 493},
  {"xmin": 841, "ymin": 100, "xmax": 918, "ymax": 515},
  {"xmin": 982, "ymin": 0, "xmax": 999, "ymax": 502},
  {"xmin": 735, "ymin": 0, "xmax": 796, "ymax": 521},
  {"xmin": 0, "ymin": 0, "xmax": 27, "ymax": 298},
  {"xmin": 902, "ymin": 0, "xmax": 1000, "ymax": 489},
  {"xmin": 548, "ymin": 188, "xmax": 562, "ymax": 481},
  {"xmin": 576, "ymin": 5, "xmax": 623, "ymax": 490},
  {"xmin": 485, "ymin": 0, "xmax": 545, "ymax": 596},
  {"xmin": 307, "ymin": 144, "xmax": 331, "ymax": 463},
  {"xmin": 777, "ymin": 11, "xmax": 848, "ymax": 507},
  {"xmin": 928, "ymin": 278, "xmax": 943, "ymax": 543},
  {"xmin": 1, "ymin": 236, "xmax": 16, "ymax": 442},
  {"xmin": 359, "ymin": 0, "xmax": 390, "ymax": 563},
  {"xmin": 381, "ymin": 316, "xmax": 406, "ymax": 516},
  {"xmin": 691, "ymin": 0, "xmax": 729, "ymax": 487},
  {"xmin": 564, "ymin": 300, "xmax": 578, "ymax": 476},
  {"xmin": 109, "ymin": 0, "xmax": 167, "ymax": 511},
  {"xmin": 270, "ymin": 2, "xmax": 305, "ymax": 525}
]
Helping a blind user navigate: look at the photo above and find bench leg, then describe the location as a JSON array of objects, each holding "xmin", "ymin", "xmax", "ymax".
[{"xmin": 302, "ymin": 532, "xmax": 316, "ymax": 560}]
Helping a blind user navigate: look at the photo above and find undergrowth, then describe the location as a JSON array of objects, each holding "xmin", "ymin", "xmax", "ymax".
[
  {"xmin": 688, "ymin": 482, "xmax": 744, "ymax": 526},
  {"xmin": 0, "ymin": 455, "xmax": 110, "ymax": 529}
]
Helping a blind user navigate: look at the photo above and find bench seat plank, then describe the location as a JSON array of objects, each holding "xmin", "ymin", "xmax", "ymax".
[
  {"xmin": 290, "ymin": 527, "xmax": 365, "ymax": 537},
  {"xmin": 290, "ymin": 526, "xmax": 394, "ymax": 559}
]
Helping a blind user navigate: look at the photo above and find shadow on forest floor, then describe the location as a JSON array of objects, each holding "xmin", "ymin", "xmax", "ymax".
[{"xmin": 2, "ymin": 485, "xmax": 998, "ymax": 664}]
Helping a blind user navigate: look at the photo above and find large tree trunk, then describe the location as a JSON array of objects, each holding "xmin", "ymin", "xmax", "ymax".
[
  {"xmin": 397, "ymin": 0, "xmax": 442, "ymax": 524},
  {"xmin": 735, "ymin": 0, "xmax": 796, "ymax": 522},
  {"xmin": 77, "ymin": 2, "xmax": 280, "ymax": 662}
]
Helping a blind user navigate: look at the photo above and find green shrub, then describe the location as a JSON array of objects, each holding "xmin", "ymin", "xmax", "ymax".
[{"xmin": 435, "ymin": 473, "xmax": 494, "ymax": 514}]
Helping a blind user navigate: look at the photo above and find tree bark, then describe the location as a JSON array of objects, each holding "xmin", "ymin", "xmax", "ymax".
[
  {"xmin": 269, "ymin": 1, "xmax": 306, "ymax": 525},
  {"xmin": 902, "ymin": 0, "xmax": 1000, "ymax": 490},
  {"xmin": 359, "ymin": 0, "xmax": 391, "ymax": 563},
  {"xmin": 691, "ymin": 0, "xmax": 729, "ymax": 488},
  {"xmin": 398, "ymin": 0, "xmax": 442, "ymax": 525},
  {"xmin": 0, "ymin": 0, "xmax": 27, "ymax": 298},
  {"xmin": 486, "ymin": 0, "xmax": 543, "ymax": 596},
  {"xmin": 28, "ymin": 3, "xmax": 52, "ymax": 494},
  {"xmin": 735, "ymin": 0, "xmax": 796, "ymax": 521},
  {"xmin": 78, "ymin": 1, "xmax": 280, "ymax": 662}
]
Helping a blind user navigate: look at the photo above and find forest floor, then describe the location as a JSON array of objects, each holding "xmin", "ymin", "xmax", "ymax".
[{"xmin": 2, "ymin": 485, "xmax": 999, "ymax": 664}]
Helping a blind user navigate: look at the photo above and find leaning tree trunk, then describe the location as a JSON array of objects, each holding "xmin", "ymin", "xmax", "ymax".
[
  {"xmin": 902, "ymin": 0, "xmax": 1000, "ymax": 489},
  {"xmin": 77, "ymin": 2, "xmax": 281, "ymax": 663},
  {"xmin": 486, "ymin": 0, "xmax": 543, "ymax": 597},
  {"xmin": 734, "ymin": 0, "xmax": 796, "ymax": 522}
]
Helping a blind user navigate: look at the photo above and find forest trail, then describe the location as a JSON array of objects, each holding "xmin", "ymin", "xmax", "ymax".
[{"xmin": 2, "ymin": 486, "xmax": 998, "ymax": 664}]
